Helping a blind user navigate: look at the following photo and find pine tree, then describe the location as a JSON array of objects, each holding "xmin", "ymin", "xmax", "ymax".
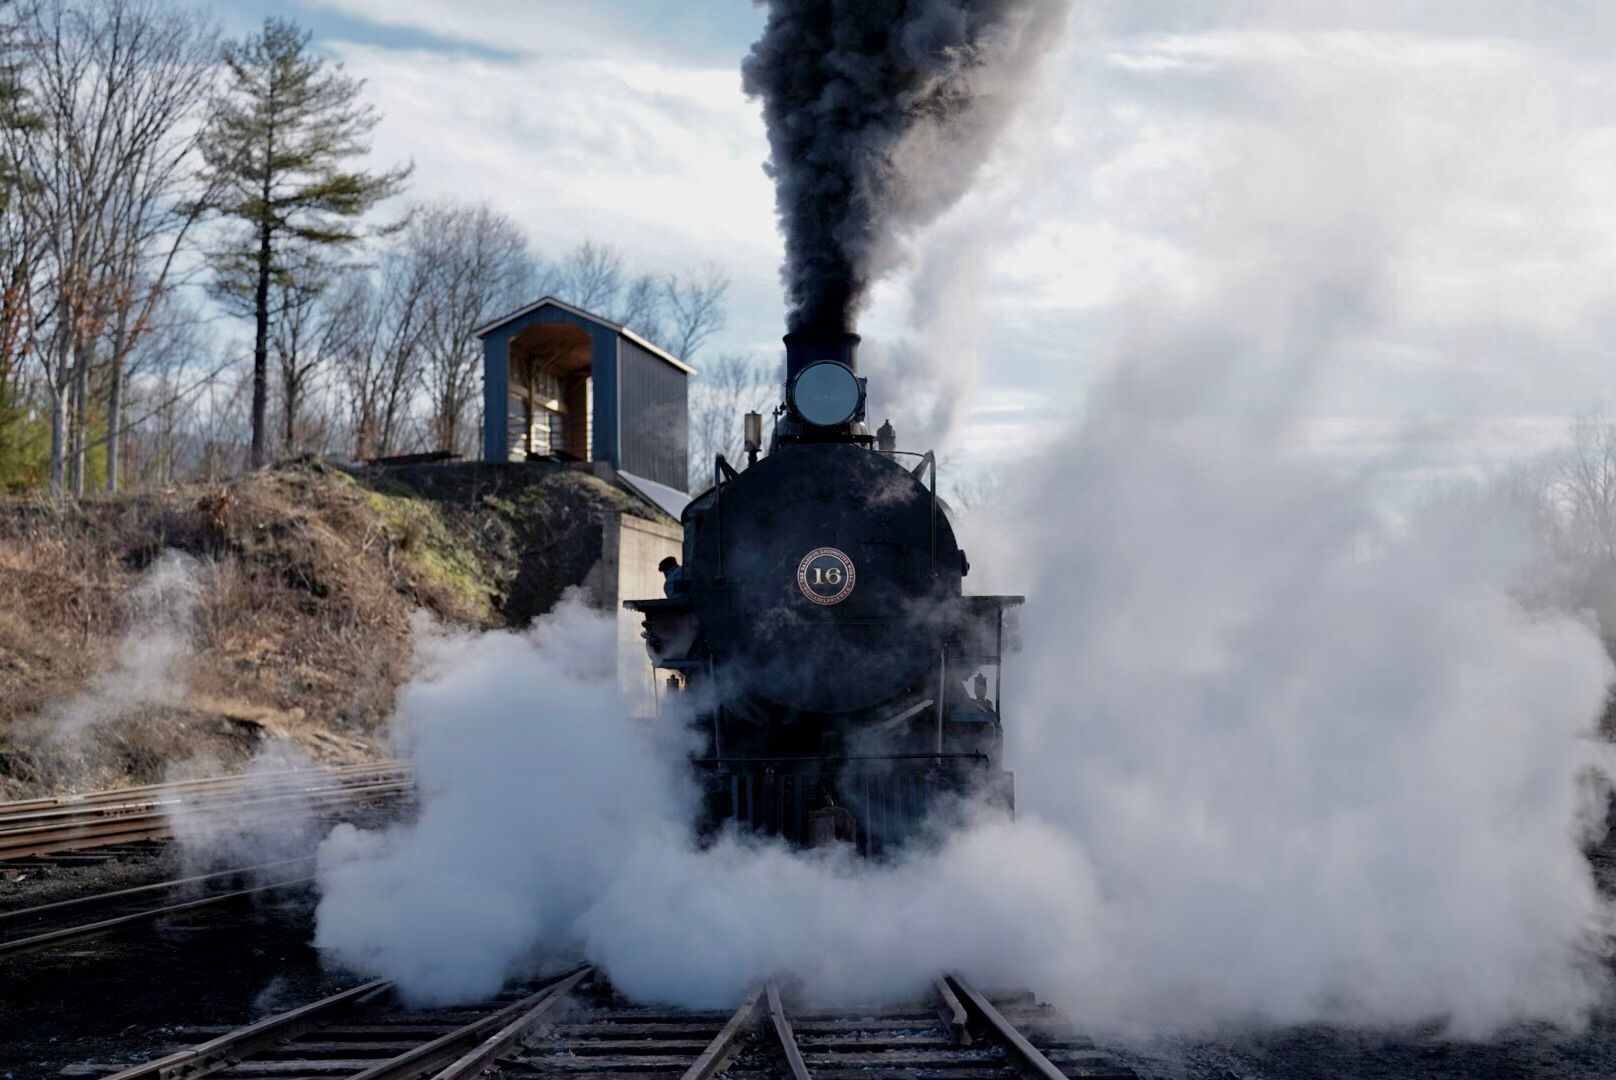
[{"xmin": 201, "ymin": 17, "xmax": 409, "ymax": 470}]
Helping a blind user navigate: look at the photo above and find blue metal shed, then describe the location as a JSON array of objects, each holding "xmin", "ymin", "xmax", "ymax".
[{"xmin": 475, "ymin": 297, "xmax": 693, "ymax": 492}]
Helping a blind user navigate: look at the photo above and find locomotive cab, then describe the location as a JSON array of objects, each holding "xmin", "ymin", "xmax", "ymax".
[{"xmin": 626, "ymin": 332, "xmax": 1020, "ymax": 855}]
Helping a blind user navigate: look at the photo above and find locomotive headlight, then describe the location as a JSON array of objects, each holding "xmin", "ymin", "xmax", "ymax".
[{"xmin": 790, "ymin": 361, "xmax": 864, "ymax": 428}]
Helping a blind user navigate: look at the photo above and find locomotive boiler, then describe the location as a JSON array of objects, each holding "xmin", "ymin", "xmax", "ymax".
[{"xmin": 627, "ymin": 333, "xmax": 1020, "ymax": 855}]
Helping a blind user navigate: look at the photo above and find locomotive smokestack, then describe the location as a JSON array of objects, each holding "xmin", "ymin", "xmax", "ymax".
[{"xmin": 784, "ymin": 330, "xmax": 860, "ymax": 380}]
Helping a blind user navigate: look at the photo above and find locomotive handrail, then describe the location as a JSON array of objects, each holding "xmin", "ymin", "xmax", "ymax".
[
  {"xmin": 713, "ymin": 454, "xmax": 738, "ymax": 582},
  {"xmin": 928, "ymin": 453, "xmax": 937, "ymax": 577},
  {"xmin": 890, "ymin": 449, "xmax": 939, "ymax": 577}
]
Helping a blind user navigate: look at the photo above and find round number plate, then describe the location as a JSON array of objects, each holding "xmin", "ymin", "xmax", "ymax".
[{"xmin": 797, "ymin": 547, "xmax": 856, "ymax": 605}]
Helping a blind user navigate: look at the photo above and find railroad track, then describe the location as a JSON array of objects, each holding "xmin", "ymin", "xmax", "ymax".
[
  {"xmin": 73, "ymin": 966, "xmax": 1138, "ymax": 1080},
  {"xmin": 0, "ymin": 762, "xmax": 412, "ymax": 863},
  {"xmin": 0, "ymin": 856, "xmax": 317, "ymax": 958}
]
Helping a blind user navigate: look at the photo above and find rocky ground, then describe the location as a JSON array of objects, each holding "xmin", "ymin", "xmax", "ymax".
[
  {"xmin": 1126, "ymin": 1022, "xmax": 1616, "ymax": 1080},
  {"xmin": 0, "ymin": 882, "xmax": 339, "ymax": 1078}
]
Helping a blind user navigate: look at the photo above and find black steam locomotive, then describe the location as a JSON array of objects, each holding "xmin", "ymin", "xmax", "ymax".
[{"xmin": 627, "ymin": 333, "xmax": 1020, "ymax": 855}]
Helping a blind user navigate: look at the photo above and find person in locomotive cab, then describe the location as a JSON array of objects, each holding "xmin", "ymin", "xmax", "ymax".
[{"xmin": 659, "ymin": 556, "xmax": 688, "ymax": 600}]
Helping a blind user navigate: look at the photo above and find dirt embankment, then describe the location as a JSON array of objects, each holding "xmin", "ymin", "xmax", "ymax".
[{"xmin": 0, "ymin": 460, "xmax": 664, "ymax": 799}]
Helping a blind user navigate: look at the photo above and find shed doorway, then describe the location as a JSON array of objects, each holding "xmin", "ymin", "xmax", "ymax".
[{"xmin": 508, "ymin": 322, "xmax": 592, "ymax": 462}]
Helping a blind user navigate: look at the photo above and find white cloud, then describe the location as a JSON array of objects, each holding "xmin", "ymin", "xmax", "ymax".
[
  {"xmin": 328, "ymin": 41, "xmax": 786, "ymax": 354},
  {"xmin": 273, "ymin": 2, "xmax": 1616, "ymax": 477},
  {"xmin": 306, "ymin": 0, "xmax": 762, "ymax": 67},
  {"xmin": 862, "ymin": 17, "xmax": 1616, "ymax": 475}
]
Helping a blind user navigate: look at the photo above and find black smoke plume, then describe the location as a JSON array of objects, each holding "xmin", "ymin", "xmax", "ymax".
[{"xmin": 743, "ymin": 0, "xmax": 1068, "ymax": 337}]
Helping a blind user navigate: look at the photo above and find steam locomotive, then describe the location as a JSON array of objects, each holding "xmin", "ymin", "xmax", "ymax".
[{"xmin": 627, "ymin": 333, "xmax": 1020, "ymax": 855}]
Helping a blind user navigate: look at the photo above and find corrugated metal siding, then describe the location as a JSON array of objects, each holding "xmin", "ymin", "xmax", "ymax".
[
  {"xmin": 482, "ymin": 329, "xmax": 512, "ymax": 462},
  {"xmin": 617, "ymin": 337, "xmax": 688, "ymax": 490}
]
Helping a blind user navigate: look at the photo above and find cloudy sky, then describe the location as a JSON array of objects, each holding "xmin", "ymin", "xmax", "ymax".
[{"xmin": 214, "ymin": 1, "xmax": 1616, "ymax": 483}]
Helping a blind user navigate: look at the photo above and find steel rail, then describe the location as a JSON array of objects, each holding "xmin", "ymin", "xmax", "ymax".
[
  {"xmin": 679, "ymin": 985, "xmax": 763, "ymax": 1080},
  {"xmin": 944, "ymin": 973, "xmax": 1070, "ymax": 1080},
  {"xmin": 0, "ymin": 766, "xmax": 410, "ymax": 818},
  {"xmin": 0, "ymin": 762, "xmax": 409, "ymax": 815},
  {"xmin": 0, "ymin": 855, "xmax": 313, "ymax": 924},
  {"xmin": 428, "ymin": 967, "xmax": 596, "ymax": 1080},
  {"xmin": 97, "ymin": 978, "xmax": 393, "ymax": 1080},
  {"xmin": 347, "ymin": 964, "xmax": 593, "ymax": 1080},
  {"xmin": 0, "ymin": 779, "xmax": 412, "ymax": 835},
  {"xmin": 0, "ymin": 802, "xmax": 404, "ymax": 861},
  {"xmin": 0, "ymin": 777, "xmax": 410, "ymax": 830},
  {"xmin": 765, "ymin": 982, "xmax": 812, "ymax": 1080},
  {"xmin": 0, "ymin": 783, "xmax": 412, "ymax": 860},
  {"xmin": 0, "ymin": 785, "xmax": 411, "ymax": 850},
  {"xmin": 0, "ymin": 804, "xmax": 401, "ymax": 861},
  {"xmin": 0, "ymin": 769, "xmax": 412, "ymax": 858},
  {"xmin": 0, "ymin": 876, "xmax": 314, "ymax": 958},
  {"xmin": 933, "ymin": 976, "xmax": 971, "ymax": 1046}
]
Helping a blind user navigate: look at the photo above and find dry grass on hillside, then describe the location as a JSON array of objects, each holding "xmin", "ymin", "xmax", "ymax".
[{"xmin": 0, "ymin": 460, "xmax": 663, "ymax": 799}]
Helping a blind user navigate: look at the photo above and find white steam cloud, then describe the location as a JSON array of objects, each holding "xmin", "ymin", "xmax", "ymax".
[
  {"xmin": 167, "ymin": 741, "xmax": 326, "ymax": 878},
  {"xmin": 315, "ymin": 596, "xmax": 690, "ymax": 1004},
  {"xmin": 314, "ymin": 1, "xmax": 1616, "ymax": 1043},
  {"xmin": 980, "ymin": 343, "xmax": 1616, "ymax": 1035},
  {"xmin": 315, "ymin": 537, "xmax": 1612, "ymax": 1035},
  {"xmin": 45, "ymin": 551, "xmax": 200, "ymax": 740}
]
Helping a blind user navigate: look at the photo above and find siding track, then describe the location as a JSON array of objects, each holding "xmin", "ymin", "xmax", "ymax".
[
  {"xmin": 0, "ymin": 763, "xmax": 411, "ymax": 863},
  {"xmin": 0, "ymin": 860, "xmax": 314, "ymax": 958}
]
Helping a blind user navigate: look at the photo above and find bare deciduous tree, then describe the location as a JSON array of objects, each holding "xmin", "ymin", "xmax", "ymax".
[
  {"xmin": 124, "ymin": 296, "xmax": 205, "ymax": 486},
  {"xmin": 408, "ymin": 202, "xmax": 534, "ymax": 457},
  {"xmin": 97, "ymin": 21, "xmax": 219, "ymax": 492},
  {"xmin": 329, "ymin": 250, "xmax": 429, "ymax": 460},
  {"xmin": 551, "ymin": 241, "xmax": 729, "ymax": 365},
  {"xmin": 944, "ymin": 464, "xmax": 1009, "ymax": 515},
  {"xmin": 8, "ymin": 0, "xmax": 216, "ymax": 496},
  {"xmin": 270, "ymin": 256, "xmax": 332, "ymax": 455},
  {"xmin": 615, "ymin": 272, "xmax": 663, "ymax": 346},
  {"xmin": 661, "ymin": 264, "xmax": 728, "ymax": 361},
  {"xmin": 687, "ymin": 352, "xmax": 778, "ymax": 490},
  {"xmin": 555, "ymin": 239, "xmax": 623, "ymax": 314},
  {"xmin": 1553, "ymin": 411, "xmax": 1616, "ymax": 565},
  {"xmin": 1491, "ymin": 411, "xmax": 1616, "ymax": 665}
]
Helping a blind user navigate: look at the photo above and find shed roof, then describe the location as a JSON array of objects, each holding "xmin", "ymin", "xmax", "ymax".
[{"xmin": 473, "ymin": 295, "xmax": 695, "ymax": 374}]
